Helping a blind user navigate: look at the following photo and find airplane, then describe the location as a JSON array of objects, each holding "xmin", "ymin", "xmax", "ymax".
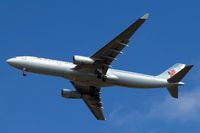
[{"xmin": 6, "ymin": 13, "xmax": 193, "ymax": 120}]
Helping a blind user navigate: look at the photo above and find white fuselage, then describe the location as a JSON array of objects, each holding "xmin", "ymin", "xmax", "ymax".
[{"xmin": 7, "ymin": 56, "xmax": 174, "ymax": 89}]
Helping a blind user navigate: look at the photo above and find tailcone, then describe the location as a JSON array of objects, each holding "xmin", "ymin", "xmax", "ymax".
[
  {"xmin": 177, "ymin": 82, "xmax": 184, "ymax": 86},
  {"xmin": 169, "ymin": 81, "xmax": 184, "ymax": 86}
]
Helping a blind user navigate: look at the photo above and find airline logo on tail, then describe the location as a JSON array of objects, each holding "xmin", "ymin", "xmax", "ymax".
[{"xmin": 168, "ymin": 70, "xmax": 176, "ymax": 77}]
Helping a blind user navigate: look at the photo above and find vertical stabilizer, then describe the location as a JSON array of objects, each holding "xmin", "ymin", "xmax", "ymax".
[
  {"xmin": 157, "ymin": 64, "xmax": 193, "ymax": 99},
  {"xmin": 167, "ymin": 65, "xmax": 193, "ymax": 82},
  {"xmin": 157, "ymin": 63, "xmax": 186, "ymax": 79}
]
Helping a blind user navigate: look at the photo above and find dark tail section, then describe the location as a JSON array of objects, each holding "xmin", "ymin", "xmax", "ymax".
[
  {"xmin": 167, "ymin": 85, "xmax": 178, "ymax": 98},
  {"xmin": 167, "ymin": 65, "xmax": 193, "ymax": 83},
  {"xmin": 167, "ymin": 65, "xmax": 193, "ymax": 98}
]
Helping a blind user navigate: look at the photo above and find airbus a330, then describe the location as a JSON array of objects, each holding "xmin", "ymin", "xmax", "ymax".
[{"xmin": 7, "ymin": 13, "xmax": 193, "ymax": 120}]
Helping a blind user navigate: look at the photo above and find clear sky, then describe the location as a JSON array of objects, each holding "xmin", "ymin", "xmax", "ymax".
[{"xmin": 1, "ymin": 0, "xmax": 200, "ymax": 133}]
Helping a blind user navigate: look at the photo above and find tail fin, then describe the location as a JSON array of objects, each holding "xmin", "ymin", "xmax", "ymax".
[
  {"xmin": 157, "ymin": 63, "xmax": 193, "ymax": 98},
  {"xmin": 167, "ymin": 65, "xmax": 193, "ymax": 82},
  {"xmin": 157, "ymin": 63, "xmax": 186, "ymax": 79}
]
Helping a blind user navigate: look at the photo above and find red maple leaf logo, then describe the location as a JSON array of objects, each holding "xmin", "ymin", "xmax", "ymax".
[{"xmin": 168, "ymin": 69, "xmax": 176, "ymax": 77}]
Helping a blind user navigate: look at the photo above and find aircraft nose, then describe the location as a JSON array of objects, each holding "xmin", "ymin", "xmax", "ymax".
[{"xmin": 6, "ymin": 58, "xmax": 17, "ymax": 66}]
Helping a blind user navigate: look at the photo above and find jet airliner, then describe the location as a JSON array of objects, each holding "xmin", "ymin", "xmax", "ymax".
[{"xmin": 7, "ymin": 13, "xmax": 193, "ymax": 120}]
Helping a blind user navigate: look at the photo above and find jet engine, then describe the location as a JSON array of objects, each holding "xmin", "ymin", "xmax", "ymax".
[
  {"xmin": 73, "ymin": 55, "xmax": 95, "ymax": 65},
  {"xmin": 61, "ymin": 89, "xmax": 82, "ymax": 99}
]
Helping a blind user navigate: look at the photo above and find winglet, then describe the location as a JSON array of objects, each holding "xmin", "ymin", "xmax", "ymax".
[{"xmin": 141, "ymin": 13, "xmax": 149, "ymax": 19}]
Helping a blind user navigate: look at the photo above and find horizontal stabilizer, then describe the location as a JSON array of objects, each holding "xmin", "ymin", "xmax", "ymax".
[{"xmin": 167, "ymin": 85, "xmax": 178, "ymax": 98}]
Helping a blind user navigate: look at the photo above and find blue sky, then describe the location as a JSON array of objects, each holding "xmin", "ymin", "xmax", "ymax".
[{"xmin": 1, "ymin": 0, "xmax": 200, "ymax": 132}]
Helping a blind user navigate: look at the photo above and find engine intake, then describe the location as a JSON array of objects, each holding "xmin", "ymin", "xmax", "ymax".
[
  {"xmin": 61, "ymin": 89, "xmax": 81, "ymax": 99},
  {"xmin": 73, "ymin": 55, "xmax": 95, "ymax": 65}
]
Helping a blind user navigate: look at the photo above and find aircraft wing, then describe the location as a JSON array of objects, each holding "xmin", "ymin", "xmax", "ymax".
[
  {"xmin": 90, "ymin": 13, "xmax": 149, "ymax": 75},
  {"xmin": 82, "ymin": 93, "xmax": 105, "ymax": 120},
  {"xmin": 70, "ymin": 82, "xmax": 105, "ymax": 120}
]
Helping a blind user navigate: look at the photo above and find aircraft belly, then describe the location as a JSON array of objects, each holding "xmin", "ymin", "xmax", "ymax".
[
  {"xmin": 13, "ymin": 59, "xmax": 169, "ymax": 89},
  {"xmin": 64, "ymin": 71, "xmax": 115, "ymax": 87},
  {"xmin": 109, "ymin": 71, "xmax": 169, "ymax": 88},
  {"xmin": 23, "ymin": 62, "xmax": 67, "ymax": 77},
  {"xmin": 22, "ymin": 60, "xmax": 114, "ymax": 87}
]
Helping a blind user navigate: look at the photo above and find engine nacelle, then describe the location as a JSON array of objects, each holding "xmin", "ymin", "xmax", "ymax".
[
  {"xmin": 61, "ymin": 89, "xmax": 81, "ymax": 99},
  {"xmin": 73, "ymin": 55, "xmax": 95, "ymax": 65}
]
